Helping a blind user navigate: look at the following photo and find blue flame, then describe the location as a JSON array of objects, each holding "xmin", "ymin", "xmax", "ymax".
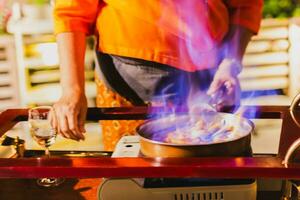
[
  {"xmin": 147, "ymin": 1, "xmax": 282, "ymax": 136},
  {"xmin": 238, "ymin": 89, "xmax": 281, "ymax": 119}
]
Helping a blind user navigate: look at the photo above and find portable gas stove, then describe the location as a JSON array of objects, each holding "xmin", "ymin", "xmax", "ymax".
[{"xmin": 98, "ymin": 136, "xmax": 257, "ymax": 200}]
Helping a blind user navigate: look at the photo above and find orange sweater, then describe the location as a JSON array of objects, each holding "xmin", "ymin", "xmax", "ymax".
[{"xmin": 54, "ymin": 0, "xmax": 262, "ymax": 71}]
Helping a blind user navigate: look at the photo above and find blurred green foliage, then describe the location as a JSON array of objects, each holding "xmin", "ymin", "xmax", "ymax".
[
  {"xmin": 25, "ymin": 0, "xmax": 49, "ymax": 5},
  {"xmin": 263, "ymin": 0, "xmax": 300, "ymax": 18}
]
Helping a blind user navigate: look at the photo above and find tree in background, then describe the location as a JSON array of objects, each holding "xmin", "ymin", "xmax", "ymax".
[{"xmin": 263, "ymin": 0, "xmax": 300, "ymax": 18}]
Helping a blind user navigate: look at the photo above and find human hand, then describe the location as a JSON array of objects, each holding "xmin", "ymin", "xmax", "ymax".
[
  {"xmin": 207, "ymin": 58, "xmax": 242, "ymax": 110},
  {"xmin": 51, "ymin": 91, "xmax": 87, "ymax": 141}
]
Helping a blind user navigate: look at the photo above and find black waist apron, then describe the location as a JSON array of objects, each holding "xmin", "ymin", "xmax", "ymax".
[
  {"xmin": 95, "ymin": 52, "xmax": 215, "ymax": 107},
  {"xmin": 95, "ymin": 52, "xmax": 147, "ymax": 106}
]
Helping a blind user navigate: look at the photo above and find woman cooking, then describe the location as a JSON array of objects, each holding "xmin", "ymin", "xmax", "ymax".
[{"xmin": 52, "ymin": 0, "xmax": 263, "ymax": 150}]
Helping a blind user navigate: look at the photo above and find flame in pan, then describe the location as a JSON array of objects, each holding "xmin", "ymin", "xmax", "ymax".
[{"xmin": 145, "ymin": 1, "xmax": 280, "ymax": 144}]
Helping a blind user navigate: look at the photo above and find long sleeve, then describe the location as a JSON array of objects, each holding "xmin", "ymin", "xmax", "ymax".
[
  {"xmin": 53, "ymin": 0, "xmax": 101, "ymax": 35},
  {"xmin": 226, "ymin": 0, "xmax": 263, "ymax": 33}
]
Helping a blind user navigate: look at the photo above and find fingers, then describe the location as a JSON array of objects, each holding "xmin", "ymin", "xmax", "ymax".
[
  {"xmin": 208, "ymin": 77, "xmax": 240, "ymax": 109},
  {"xmin": 58, "ymin": 115, "xmax": 76, "ymax": 140},
  {"xmin": 79, "ymin": 106, "xmax": 87, "ymax": 135},
  {"xmin": 67, "ymin": 111, "xmax": 85, "ymax": 140},
  {"xmin": 207, "ymin": 77, "xmax": 222, "ymax": 95},
  {"xmin": 208, "ymin": 58, "xmax": 242, "ymax": 110},
  {"xmin": 52, "ymin": 103, "xmax": 86, "ymax": 141},
  {"xmin": 222, "ymin": 78, "xmax": 241, "ymax": 107}
]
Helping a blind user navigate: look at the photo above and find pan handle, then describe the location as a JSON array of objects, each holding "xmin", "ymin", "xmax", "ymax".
[
  {"xmin": 283, "ymin": 93, "xmax": 300, "ymax": 166},
  {"xmin": 283, "ymin": 138, "xmax": 300, "ymax": 167},
  {"xmin": 290, "ymin": 92, "xmax": 300, "ymax": 114}
]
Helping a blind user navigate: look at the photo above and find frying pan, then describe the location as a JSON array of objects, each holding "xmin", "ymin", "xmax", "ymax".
[{"xmin": 136, "ymin": 112, "xmax": 254, "ymax": 157}]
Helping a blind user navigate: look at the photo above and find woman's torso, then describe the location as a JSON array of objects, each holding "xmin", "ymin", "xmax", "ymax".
[{"xmin": 96, "ymin": 0, "xmax": 229, "ymax": 71}]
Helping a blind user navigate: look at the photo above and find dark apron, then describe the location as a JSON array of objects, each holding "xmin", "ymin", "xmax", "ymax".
[{"xmin": 95, "ymin": 52, "xmax": 215, "ymax": 107}]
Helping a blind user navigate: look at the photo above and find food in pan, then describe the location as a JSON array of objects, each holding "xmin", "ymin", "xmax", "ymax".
[{"xmin": 164, "ymin": 117, "xmax": 235, "ymax": 145}]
